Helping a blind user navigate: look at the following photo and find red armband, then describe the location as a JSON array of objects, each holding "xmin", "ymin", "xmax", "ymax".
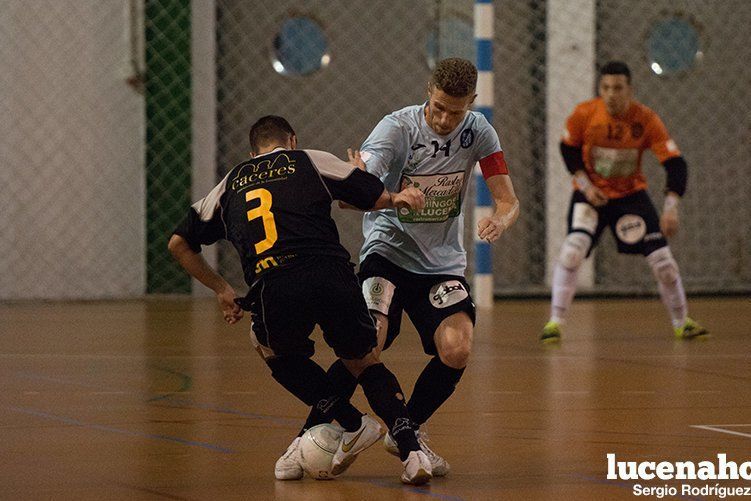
[{"xmin": 479, "ymin": 151, "xmax": 508, "ymax": 179}]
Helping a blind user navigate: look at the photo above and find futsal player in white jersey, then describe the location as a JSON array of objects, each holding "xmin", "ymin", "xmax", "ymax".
[
  {"xmin": 275, "ymin": 58, "xmax": 520, "ymax": 478},
  {"xmin": 360, "ymin": 57, "xmax": 520, "ymax": 474}
]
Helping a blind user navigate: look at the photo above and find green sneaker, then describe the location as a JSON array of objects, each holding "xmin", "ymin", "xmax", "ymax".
[
  {"xmin": 540, "ymin": 321, "xmax": 562, "ymax": 343},
  {"xmin": 674, "ymin": 318, "xmax": 709, "ymax": 339}
]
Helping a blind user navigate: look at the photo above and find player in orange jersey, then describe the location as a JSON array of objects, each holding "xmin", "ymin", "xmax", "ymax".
[{"xmin": 541, "ymin": 61, "xmax": 708, "ymax": 343}]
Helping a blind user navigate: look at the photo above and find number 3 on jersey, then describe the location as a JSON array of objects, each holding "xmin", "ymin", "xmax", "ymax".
[{"xmin": 246, "ymin": 188, "xmax": 277, "ymax": 254}]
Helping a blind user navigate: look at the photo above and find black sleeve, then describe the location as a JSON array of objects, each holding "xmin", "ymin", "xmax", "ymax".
[
  {"xmin": 325, "ymin": 169, "xmax": 385, "ymax": 210},
  {"xmin": 173, "ymin": 207, "xmax": 226, "ymax": 253},
  {"xmin": 560, "ymin": 142, "xmax": 585, "ymax": 175},
  {"xmin": 662, "ymin": 156, "xmax": 687, "ymax": 196}
]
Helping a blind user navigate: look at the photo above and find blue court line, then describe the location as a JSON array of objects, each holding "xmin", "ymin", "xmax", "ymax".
[{"xmin": 8, "ymin": 406, "xmax": 236, "ymax": 454}]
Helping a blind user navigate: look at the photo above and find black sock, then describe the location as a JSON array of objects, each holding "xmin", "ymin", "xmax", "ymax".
[
  {"xmin": 407, "ymin": 356, "xmax": 465, "ymax": 426},
  {"xmin": 265, "ymin": 355, "xmax": 362, "ymax": 432},
  {"xmin": 297, "ymin": 359, "xmax": 360, "ymax": 436},
  {"xmin": 358, "ymin": 363, "xmax": 420, "ymax": 460}
]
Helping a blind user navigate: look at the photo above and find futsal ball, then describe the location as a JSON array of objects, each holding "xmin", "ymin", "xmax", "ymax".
[{"xmin": 299, "ymin": 424, "xmax": 343, "ymax": 480}]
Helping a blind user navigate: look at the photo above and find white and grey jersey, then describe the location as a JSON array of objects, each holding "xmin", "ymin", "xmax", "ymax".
[{"xmin": 360, "ymin": 104, "xmax": 503, "ymax": 275}]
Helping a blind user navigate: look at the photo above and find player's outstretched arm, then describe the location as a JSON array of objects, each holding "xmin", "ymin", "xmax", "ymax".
[
  {"xmin": 477, "ymin": 174, "xmax": 520, "ymax": 243},
  {"xmin": 370, "ymin": 186, "xmax": 426, "ymax": 211},
  {"xmin": 337, "ymin": 148, "xmax": 371, "ymax": 210},
  {"xmin": 168, "ymin": 234, "xmax": 243, "ymax": 325}
]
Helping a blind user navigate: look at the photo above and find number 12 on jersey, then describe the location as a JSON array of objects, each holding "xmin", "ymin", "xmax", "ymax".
[{"xmin": 246, "ymin": 188, "xmax": 277, "ymax": 254}]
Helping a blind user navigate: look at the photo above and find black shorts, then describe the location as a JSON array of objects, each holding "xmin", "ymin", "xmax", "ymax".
[
  {"xmin": 567, "ymin": 190, "xmax": 667, "ymax": 256},
  {"xmin": 358, "ymin": 253, "xmax": 476, "ymax": 356},
  {"xmin": 241, "ymin": 258, "xmax": 377, "ymax": 360}
]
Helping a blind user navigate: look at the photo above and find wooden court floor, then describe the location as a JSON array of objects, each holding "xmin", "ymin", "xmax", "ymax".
[{"xmin": 1, "ymin": 297, "xmax": 749, "ymax": 500}]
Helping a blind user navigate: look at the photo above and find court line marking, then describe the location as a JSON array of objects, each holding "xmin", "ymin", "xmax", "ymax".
[
  {"xmin": 146, "ymin": 365, "xmax": 193, "ymax": 402},
  {"xmin": 691, "ymin": 424, "xmax": 751, "ymax": 439},
  {"xmin": 8, "ymin": 406, "xmax": 236, "ymax": 454},
  {"xmin": 14, "ymin": 370, "xmax": 301, "ymax": 427},
  {"xmin": 16, "ymin": 371, "xmax": 102, "ymax": 389},
  {"xmin": 160, "ymin": 397, "xmax": 300, "ymax": 426}
]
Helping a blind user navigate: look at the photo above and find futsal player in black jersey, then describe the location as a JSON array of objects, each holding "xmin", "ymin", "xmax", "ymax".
[{"xmin": 168, "ymin": 116, "xmax": 432, "ymax": 484}]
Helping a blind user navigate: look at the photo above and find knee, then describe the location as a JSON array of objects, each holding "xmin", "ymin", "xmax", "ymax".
[
  {"xmin": 437, "ymin": 333, "xmax": 472, "ymax": 368},
  {"xmin": 646, "ymin": 246, "xmax": 679, "ymax": 284},
  {"xmin": 559, "ymin": 232, "xmax": 591, "ymax": 270},
  {"xmin": 440, "ymin": 345, "xmax": 471, "ymax": 368}
]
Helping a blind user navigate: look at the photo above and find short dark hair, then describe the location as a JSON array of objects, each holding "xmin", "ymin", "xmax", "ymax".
[
  {"xmin": 430, "ymin": 58, "xmax": 477, "ymax": 97},
  {"xmin": 248, "ymin": 115, "xmax": 296, "ymax": 154},
  {"xmin": 600, "ymin": 61, "xmax": 631, "ymax": 83}
]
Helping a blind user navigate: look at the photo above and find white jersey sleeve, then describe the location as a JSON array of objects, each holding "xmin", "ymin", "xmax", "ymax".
[
  {"xmin": 474, "ymin": 113, "xmax": 503, "ymax": 161},
  {"xmin": 360, "ymin": 114, "xmax": 410, "ymax": 178}
]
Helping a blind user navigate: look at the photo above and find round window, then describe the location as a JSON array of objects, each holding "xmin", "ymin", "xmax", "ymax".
[
  {"xmin": 646, "ymin": 16, "xmax": 703, "ymax": 76},
  {"xmin": 271, "ymin": 17, "xmax": 330, "ymax": 76}
]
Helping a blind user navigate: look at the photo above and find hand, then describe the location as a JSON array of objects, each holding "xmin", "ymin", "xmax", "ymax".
[
  {"xmin": 347, "ymin": 148, "xmax": 366, "ymax": 171},
  {"xmin": 392, "ymin": 187, "xmax": 425, "ymax": 211},
  {"xmin": 216, "ymin": 285, "xmax": 243, "ymax": 325},
  {"xmin": 477, "ymin": 214, "xmax": 509, "ymax": 243},
  {"xmin": 582, "ymin": 185, "xmax": 608, "ymax": 207},
  {"xmin": 660, "ymin": 207, "xmax": 679, "ymax": 237},
  {"xmin": 575, "ymin": 172, "xmax": 608, "ymax": 207}
]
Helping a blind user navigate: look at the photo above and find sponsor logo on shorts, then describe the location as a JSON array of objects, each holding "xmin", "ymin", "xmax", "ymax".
[
  {"xmin": 429, "ymin": 280, "xmax": 468, "ymax": 308},
  {"xmin": 363, "ymin": 277, "xmax": 393, "ymax": 315},
  {"xmin": 644, "ymin": 232, "xmax": 664, "ymax": 242},
  {"xmin": 615, "ymin": 214, "xmax": 646, "ymax": 244}
]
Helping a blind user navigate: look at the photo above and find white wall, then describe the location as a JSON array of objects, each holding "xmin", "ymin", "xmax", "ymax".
[
  {"xmin": 191, "ymin": 0, "xmax": 218, "ymax": 296},
  {"xmin": 545, "ymin": 0, "xmax": 596, "ymax": 289},
  {"xmin": 0, "ymin": 1, "xmax": 145, "ymax": 299}
]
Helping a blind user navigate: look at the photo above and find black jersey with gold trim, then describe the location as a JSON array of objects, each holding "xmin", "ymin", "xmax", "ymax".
[{"xmin": 174, "ymin": 148, "xmax": 384, "ymax": 287}]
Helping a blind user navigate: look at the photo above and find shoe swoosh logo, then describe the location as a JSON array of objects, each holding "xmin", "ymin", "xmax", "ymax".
[{"xmin": 341, "ymin": 428, "xmax": 366, "ymax": 452}]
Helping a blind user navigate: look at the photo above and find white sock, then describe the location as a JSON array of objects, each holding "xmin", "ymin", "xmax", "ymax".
[
  {"xmin": 646, "ymin": 247, "xmax": 688, "ymax": 328},
  {"xmin": 657, "ymin": 275, "xmax": 688, "ymax": 328},
  {"xmin": 550, "ymin": 262, "xmax": 579, "ymax": 324}
]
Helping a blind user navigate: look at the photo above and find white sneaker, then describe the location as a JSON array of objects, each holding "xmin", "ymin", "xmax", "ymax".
[
  {"xmin": 274, "ymin": 436, "xmax": 304, "ymax": 480},
  {"xmin": 384, "ymin": 427, "xmax": 450, "ymax": 476},
  {"xmin": 331, "ymin": 414, "xmax": 384, "ymax": 476},
  {"xmin": 401, "ymin": 450, "xmax": 432, "ymax": 485}
]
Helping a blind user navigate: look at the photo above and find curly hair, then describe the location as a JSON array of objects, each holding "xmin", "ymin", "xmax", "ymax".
[{"xmin": 430, "ymin": 58, "xmax": 478, "ymax": 97}]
